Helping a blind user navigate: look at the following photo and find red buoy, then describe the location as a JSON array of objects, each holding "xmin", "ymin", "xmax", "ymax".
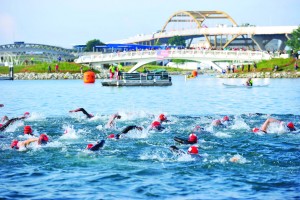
[{"xmin": 84, "ymin": 71, "xmax": 95, "ymax": 83}]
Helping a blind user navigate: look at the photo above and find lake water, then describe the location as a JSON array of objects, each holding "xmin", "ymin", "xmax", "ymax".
[{"xmin": 1, "ymin": 76, "xmax": 300, "ymax": 199}]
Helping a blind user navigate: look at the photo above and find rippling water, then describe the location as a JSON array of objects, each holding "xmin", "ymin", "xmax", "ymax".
[{"xmin": 1, "ymin": 76, "xmax": 300, "ymax": 199}]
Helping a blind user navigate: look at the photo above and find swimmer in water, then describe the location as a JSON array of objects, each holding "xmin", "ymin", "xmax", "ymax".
[
  {"xmin": 212, "ymin": 116, "xmax": 230, "ymax": 127},
  {"xmin": 69, "ymin": 108, "xmax": 94, "ymax": 118},
  {"xmin": 0, "ymin": 104, "xmax": 3, "ymax": 107},
  {"xmin": 150, "ymin": 121, "xmax": 165, "ymax": 131},
  {"xmin": 174, "ymin": 133, "xmax": 197, "ymax": 144},
  {"xmin": 106, "ymin": 113, "xmax": 121, "ymax": 128},
  {"xmin": 252, "ymin": 118, "xmax": 296, "ymax": 133},
  {"xmin": 108, "ymin": 125, "xmax": 143, "ymax": 139},
  {"xmin": 24, "ymin": 125, "xmax": 34, "ymax": 136},
  {"xmin": 158, "ymin": 114, "xmax": 170, "ymax": 123},
  {"xmin": 86, "ymin": 140, "xmax": 105, "ymax": 151},
  {"xmin": 245, "ymin": 78, "xmax": 253, "ymax": 86},
  {"xmin": 10, "ymin": 133, "xmax": 49, "ymax": 150},
  {"xmin": 169, "ymin": 145, "xmax": 200, "ymax": 158},
  {"xmin": 0, "ymin": 112, "xmax": 30, "ymax": 132}
]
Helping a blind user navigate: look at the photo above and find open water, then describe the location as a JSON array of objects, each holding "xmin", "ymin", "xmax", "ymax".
[{"xmin": 1, "ymin": 76, "xmax": 300, "ymax": 199}]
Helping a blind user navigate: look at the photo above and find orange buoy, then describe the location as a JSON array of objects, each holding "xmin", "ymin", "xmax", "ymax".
[
  {"xmin": 83, "ymin": 71, "xmax": 95, "ymax": 83},
  {"xmin": 192, "ymin": 70, "xmax": 198, "ymax": 77}
]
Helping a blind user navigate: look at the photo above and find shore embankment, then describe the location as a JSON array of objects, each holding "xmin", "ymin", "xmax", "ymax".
[
  {"xmin": 216, "ymin": 71, "xmax": 300, "ymax": 78},
  {"xmin": 1, "ymin": 71, "xmax": 300, "ymax": 80},
  {"xmin": 8, "ymin": 72, "xmax": 107, "ymax": 80}
]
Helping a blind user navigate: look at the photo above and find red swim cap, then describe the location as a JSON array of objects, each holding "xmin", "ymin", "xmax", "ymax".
[
  {"xmin": 252, "ymin": 128, "xmax": 260, "ymax": 133},
  {"xmin": 11, "ymin": 140, "xmax": 19, "ymax": 149},
  {"xmin": 223, "ymin": 116, "xmax": 229, "ymax": 121},
  {"xmin": 159, "ymin": 114, "xmax": 167, "ymax": 122},
  {"xmin": 151, "ymin": 121, "xmax": 161, "ymax": 127},
  {"xmin": 24, "ymin": 125, "xmax": 33, "ymax": 135},
  {"xmin": 188, "ymin": 146, "xmax": 198, "ymax": 154},
  {"xmin": 188, "ymin": 133, "xmax": 197, "ymax": 143},
  {"xmin": 24, "ymin": 112, "xmax": 30, "ymax": 117},
  {"xmin": 86, "ymin": 144, "xmax": 93, "ymax": 149},
  {"xmin": 287, "ymin": 122, "xmax": 295, "ymax": 130},
  {"xmin": 108, "ymin": 134, "xmax": 115, "ymax": 139},
  {"xmin": 39, "ymin": 134, "xmax": 49, "ymax": 144},
  {"xmin": 0, "ymin": 124, "xmax": 2, "ymax": 128}
]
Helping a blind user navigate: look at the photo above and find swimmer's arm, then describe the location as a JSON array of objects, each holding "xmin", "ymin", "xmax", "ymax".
[{"xmin": 22, "ymin": 138, "xmax": 39, "ymax": 147}]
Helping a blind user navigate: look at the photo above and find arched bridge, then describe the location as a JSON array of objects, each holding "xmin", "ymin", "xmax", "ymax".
[
  {"xmin": 75, "ymin": 50, "xmax": 273, "ymax": 72},
  {"xmin": 110, "ymin": 10, "xmax": 297, "ymax": 51}
]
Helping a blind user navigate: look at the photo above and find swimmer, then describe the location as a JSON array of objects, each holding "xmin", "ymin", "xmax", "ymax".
[
  {"xmin": 245, "ymin": 78, "xmax": 253, "ymax": 86},
  {"xmin": 150, "ymin": 121, "xmax": 165, "ymax": 131},
  {"xmin": 158, "ymin": 114, "xmax": 170, "ymax": 123},
  {"xmin": 86, "ymin": 140, "xmax": 105, "ymax": 151},
  {"xmin": 106, "ymin": 113, "xmax": 121, "ymax": 128},
  {"xmin": 24, "ymin": 125, "xmax": 33, "ymax": 136},
  {"xmin": 212, "ymin": 116, "xmax": 230, "ymax": 127},
  {"xmin": 169, "ymin": 145, "xmax": 200, "ymax": 158},
  {"xmin": 0, "ymin": 104, "xmax": 3, "ymax": 107},
  {"xmin": 108, "ymin": 125, "xmax": 143, "ymax": 139},
  {"xmin": 174, "ymin": 133, "xmax": 197, "ymax": 144},
  {"xmin": 252, "ymin": 118, "xmax": 296, "ymax": 133},
  {"xmin": 10, "ymin": 134, "xmax": 49, "ymax": 150},
  {"xmin": 69, "ymin": 108, "xmax": 94, "ymax": 118},
  {"xmin": 0, "ymin": 112, "xmax": 30, "ymax": 132}
]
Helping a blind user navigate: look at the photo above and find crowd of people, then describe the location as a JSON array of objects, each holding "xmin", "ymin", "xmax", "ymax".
[{"xmin": 1, "ymin": 104, "xmax": 297, "ymax": 161}]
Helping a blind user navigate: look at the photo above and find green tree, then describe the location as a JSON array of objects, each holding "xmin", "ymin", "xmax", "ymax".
[
  {"xmin": 85, "ymin": 39, "xmax": 105, "ymax": 52},
  {"xmin": 168, "ymin": 36, "xmax": 186, "ymax": 47},
  {"xmin": 286, "ymin": 26, "xmax": 300, "ymax": 51}
]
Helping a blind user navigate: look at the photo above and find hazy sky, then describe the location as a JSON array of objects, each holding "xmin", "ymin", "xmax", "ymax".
[{"xmin": 1, "ymin": 0, "xmax": 299, "ymax": 48}]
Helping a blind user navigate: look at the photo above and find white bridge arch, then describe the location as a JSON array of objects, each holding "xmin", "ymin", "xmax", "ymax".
[{"xmin": 75, "ymin": 49, "xmax": 273, "ymax": 72}]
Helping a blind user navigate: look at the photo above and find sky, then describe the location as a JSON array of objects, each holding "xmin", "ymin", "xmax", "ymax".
[{"xmin": 1, "ymin": 0, "xmax": 299, "ymax": 48}]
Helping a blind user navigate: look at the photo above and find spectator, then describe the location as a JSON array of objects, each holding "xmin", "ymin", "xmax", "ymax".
[{"xmin": 55, "ymin": 64, "xmax": 59, "ymax": 72}]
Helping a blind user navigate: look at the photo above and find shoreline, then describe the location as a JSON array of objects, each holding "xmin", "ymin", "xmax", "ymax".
[{"xmin": 1, "ymin": 71, "xmax": 300, "ymax": 80}]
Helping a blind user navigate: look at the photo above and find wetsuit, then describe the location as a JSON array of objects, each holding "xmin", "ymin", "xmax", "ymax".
[
  {"xmin": 0, "ymin": 117, "xmax": 25, "ymax": 132},
  {"xmin": 89, "ymin": 140, "xmax": 105, "ymax": 151},
  {"xmin": 174, "ymin": 137, "xmax": 197, "ymax": 144},
  {"xmin": 75, "ymin": 108, "xmax": 93, "ymax": 118},
  {"xmin": 169, "ymin": 145, "xmax": 186, "ymax": 156},
  {"xmin": 115, "ymin": 125, "xmax": 141, "ymax": 139}
]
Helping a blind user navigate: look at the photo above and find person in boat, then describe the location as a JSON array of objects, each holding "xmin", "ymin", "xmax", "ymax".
[
  {"xmin": 106, "ymin": 113, "xmax": 121, "ymax": 128},
  {"xmin": 169, "ymin": 145, "xmax": 200, "ymax": 158},
  {"xmin": 107, "ymin": 125, "xmax": 143, "ymax": 139},
  {"xmin": 69, "ymin": 108, "xmax": 94, "ymax": 118},
  {"xmin": 174, "ymin": 133, "xmax": 197, "ymax": 145},
  {"xmin": 10, "ymin": 134, "xmax": 49, "ymax": 150},
  {"xmin": 252, "ymin": 118, "xmax": 296, "ymax": 133},
  {"xmin": 245, "ymin": 78, "xmax": 253, "ymax": 86},
  {"xmin": 86, "ymin": 140, "xmax": 105, "ymax": 151},
  {"xmin": 0, "ymin": 112, "xmax": 30, "ymax": 132}
]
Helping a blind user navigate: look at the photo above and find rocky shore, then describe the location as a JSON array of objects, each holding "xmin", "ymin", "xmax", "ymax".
[
  {"xmin": 216, "ymin": 71, "xmax": 300, "ymax": 78},
  {"xmin": 3, "ymin": 72, "xmax": 107, "ymax": 80},
  {"xmin": 1, "ymin": 71, "xmax": 300, "ymax": 80}
]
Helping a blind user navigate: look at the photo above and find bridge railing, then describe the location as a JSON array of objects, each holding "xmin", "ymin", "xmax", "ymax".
[{"xmin": 75, "ymin": 49, "xmax": 272, "ymax": 64}]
